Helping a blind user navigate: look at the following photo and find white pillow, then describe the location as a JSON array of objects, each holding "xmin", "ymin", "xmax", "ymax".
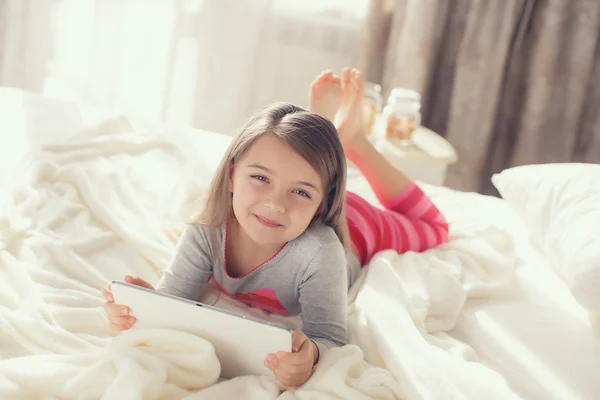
[{"xmin": 492, "ymin": 163, "xmax": 600, "ymax": 315}]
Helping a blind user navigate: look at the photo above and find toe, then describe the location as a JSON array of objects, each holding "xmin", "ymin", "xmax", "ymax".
[
  {"xmin": 341, "ymin": 68, "xmax": 352, "ymax": 87},
  {"xmin": 351, "ymin": 70, "xmax": 364, "ymax": 92},
  {"xmin": 310, "ymin": 78, "xmax": 324, "ymax": 92},
  {"xmin": 319, "ymin": 70, "xmax": 334, "ymax": 82}
]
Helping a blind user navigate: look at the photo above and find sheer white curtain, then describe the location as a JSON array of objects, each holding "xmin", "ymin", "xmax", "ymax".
[{"xmin": 0, "ymin": 0, "xmax": 368, "ymax": 135}]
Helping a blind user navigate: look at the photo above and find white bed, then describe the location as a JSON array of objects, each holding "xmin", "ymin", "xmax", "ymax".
[{"xmin": 0, "ymin": 87, "xmax": 599, "ymax": 400}]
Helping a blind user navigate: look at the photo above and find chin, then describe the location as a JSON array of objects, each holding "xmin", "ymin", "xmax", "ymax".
[
  {"xmin": 250, "ymin": 220, "xmax": 307, "ymax": 247},
  {"xmin": 238, "ymin": 216, "xmax": 283, "ymax": 244}
]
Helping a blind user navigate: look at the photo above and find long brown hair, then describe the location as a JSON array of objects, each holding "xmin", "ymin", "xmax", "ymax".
[{"xmin": 193, "ymin": 102, "xmax": 350, "ymax": 249}]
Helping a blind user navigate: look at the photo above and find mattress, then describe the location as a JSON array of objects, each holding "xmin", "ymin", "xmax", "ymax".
[{"xmin": 1, "ymin": 87, "xmax": 598, "ymax": 400}]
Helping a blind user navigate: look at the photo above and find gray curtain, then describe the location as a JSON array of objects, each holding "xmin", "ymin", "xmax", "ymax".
[{"xmin": 360, "ymin": 0, "xmax": 600, "ymax": 194}]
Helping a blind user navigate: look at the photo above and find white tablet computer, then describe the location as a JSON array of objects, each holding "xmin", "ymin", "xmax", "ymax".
[{"xmin": 110, "ymin": 281, "xmax": 293, "ymax": 379}]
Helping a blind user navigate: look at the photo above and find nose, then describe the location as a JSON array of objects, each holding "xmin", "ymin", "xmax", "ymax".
[{"xmin": 264, "ymin": 192, "xmax": 286, "ymax": 214}]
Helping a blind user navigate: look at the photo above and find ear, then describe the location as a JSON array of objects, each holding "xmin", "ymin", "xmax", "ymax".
[{"xmin": 228, "ymin": 160, "xmax": 234, "ymax": 193}]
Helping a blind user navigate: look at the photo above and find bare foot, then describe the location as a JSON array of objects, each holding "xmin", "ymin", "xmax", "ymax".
[
  {"xmin": 334, "ymin": 68, "xmax": 365, "ymax": 151},
  {"xmin": 337, "ymin": 67, "xmax": 353, "ymax": 115},
  {"xmin": 309, "ymin": 70, "xmax": 341, "ymax": 121}
]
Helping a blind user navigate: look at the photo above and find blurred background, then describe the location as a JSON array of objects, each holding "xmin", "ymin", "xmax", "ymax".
[{"xmin": 1, "ymin": 0, "xmax": 599, "ymax": 194}]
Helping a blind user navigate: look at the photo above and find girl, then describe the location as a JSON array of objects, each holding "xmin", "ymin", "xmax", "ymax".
[{"xmin": 102, "ymin": 68, "xmax": 449, "ymax": 387}]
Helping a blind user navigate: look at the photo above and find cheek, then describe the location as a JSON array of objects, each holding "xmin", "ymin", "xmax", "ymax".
[
  {"xmin": 289, "ymin": 200, "xmax": 321, "ymax": 224},
  {"xmin": 233, "ymin": 179, "xmax": 264, "ymax": 207}
]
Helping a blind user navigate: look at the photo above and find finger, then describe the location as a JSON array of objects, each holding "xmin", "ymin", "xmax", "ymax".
[
  {"xmin": 277, "ymin": 340, "xmax": 315, "ymax": 369},
  {"xmin": 266, "ymin": 351, "xmax": 305, "ymax": 370},
  {"xmin": 277, "ymin": 352, "xmax": 313, "ymax": 373},
  {"xmin": 270, "ymin": 348, "xmax": 299, "ymax": 360},
  {"xmin": 104, "ymin": 302, "xmax": 130, "ymax": 317},
  {"xmin": 109, "ymin": 315, "xmax": 136, "ymax": 326},
  {"xmin": 136, "ymin": 279, "xmax": 154, "ymax": 289},
  {"xmin": 266, "ymin": 352, "xmax": 283, "ymax": 369},
  {"xmin": 271, "ymin": 359, "xmax": 311, "ymax": 382},
  {"xmin": 109, "ymin": 322, "xmax": 133, "ymax": 332},
  {"xmin": 291, "ymin": 330, "xmax": 309, "ymax": 352},
  {"xmin": 273, "ymin": 360, "xmax": 306, "ymax": 377},
  {"xmin": 104, "ymin": 302, "xmax": 130, "ymax": 316},
  {"xmin": 273, "ymin": 367, "xmax": 306, "ymax": 388},
  {"xmin": 273, "ymin": 368, "xmax": 293, "ymax": 385},
  {"xmin": 101, "ymin": 285, "xmax": 114, "ymax": 302},
  {"xmin": 275, "ymin": 350, "xmax": 308, "ymax": 366},
  {"xmin": 125, "ymin": 275, "xmax": 153, "ymax": 290}
]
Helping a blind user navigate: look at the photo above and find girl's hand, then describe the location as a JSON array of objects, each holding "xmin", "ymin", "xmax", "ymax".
[
  {"xmin": 265, "ymin": 330, "xmax": 318, "ymax": 387},
  {"xmin": 102, "ymin": 275, "xmax": 154, "ymax": 331}
]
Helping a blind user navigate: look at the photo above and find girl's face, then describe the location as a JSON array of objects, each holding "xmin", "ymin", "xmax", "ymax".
[{"xmin": 229, "ymin": 133, "xmax": 325, "ymax": 249}]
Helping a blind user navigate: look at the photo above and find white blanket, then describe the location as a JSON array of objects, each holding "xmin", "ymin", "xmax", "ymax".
[{"xmin": 0, "ymin": 121, "xmax": 521, "ymax": 399}]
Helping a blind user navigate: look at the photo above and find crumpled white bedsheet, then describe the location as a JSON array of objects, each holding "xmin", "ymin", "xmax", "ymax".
[{"xmin": 0, "ymin": 119, "xmax": 521, "ymax": 399}]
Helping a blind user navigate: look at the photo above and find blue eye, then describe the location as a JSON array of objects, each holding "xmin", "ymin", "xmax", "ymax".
[
  {"xmin": 294, "ymin": 189, "xmax": 311, "ymax": 199},
  {"xmin": 251, "ymin": 175, "xmax": 268, "ymax": 183}
]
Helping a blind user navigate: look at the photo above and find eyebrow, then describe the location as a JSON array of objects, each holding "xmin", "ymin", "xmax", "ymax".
[{"xmin": 247, "ymin": 163, "xmax": 321, "ymax": 193}]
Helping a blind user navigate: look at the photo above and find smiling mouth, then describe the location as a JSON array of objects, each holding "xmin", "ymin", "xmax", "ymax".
[{"xmin": 254, "ymin": 214, "xmax": 282, "ymax": 228}]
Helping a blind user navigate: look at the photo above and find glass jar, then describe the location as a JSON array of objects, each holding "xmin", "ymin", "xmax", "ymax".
[
  {"xmin": 362, "ymin": 81, "xmax": 382, "ymax": 136},
  {"xmin": 381, "ymin": 88, "xmax": 422, "ymax": 142}
]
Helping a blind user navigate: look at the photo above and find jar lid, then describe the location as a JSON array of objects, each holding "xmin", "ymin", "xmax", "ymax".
[
  {"xmin": 365, "ymin": 81, "xmax": 382, "ymax": 94},
  {"xmin": 388, "ymin": 88, "xmax": 421, "ymax": 103},
  {"xmin": 364, "ymin": 82, "xmax": 382, "ymax": 100},
  {"xmin": 364, "ymin": 81, "xmax": 383, "ymax": 110}
]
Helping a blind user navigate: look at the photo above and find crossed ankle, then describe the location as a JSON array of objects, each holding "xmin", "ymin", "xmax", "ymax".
[{"xmin": 343, "ymin": 135, "xmax": 371, "ymax": 162}]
